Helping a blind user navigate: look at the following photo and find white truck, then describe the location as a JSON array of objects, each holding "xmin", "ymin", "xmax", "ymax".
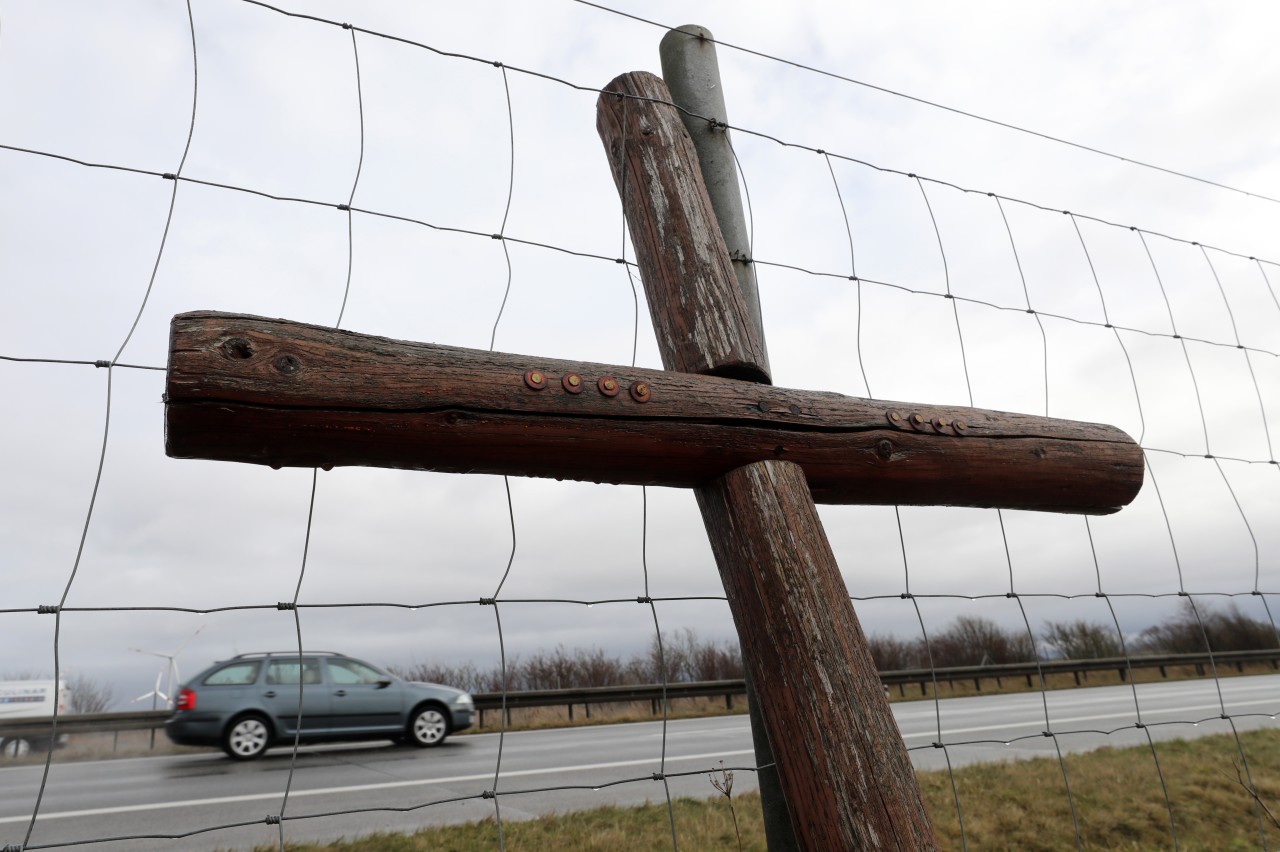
[{"xmin": 0, "ymin": 680, "xmax": 69, "ymax": 758}]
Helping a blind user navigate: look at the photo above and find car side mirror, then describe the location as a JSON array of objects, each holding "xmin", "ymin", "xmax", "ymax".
[{"xmin": 376, "ymin": 678, "xmax": 393, "ymax": 689}]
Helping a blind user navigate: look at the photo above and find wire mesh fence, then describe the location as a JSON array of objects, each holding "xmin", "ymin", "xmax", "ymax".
[{"xmin": 2, "ymin": 2, "xmax": 1278, "ymax": 849}]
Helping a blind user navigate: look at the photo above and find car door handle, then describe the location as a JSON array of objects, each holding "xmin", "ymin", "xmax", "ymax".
[
  {"xmin": 334, "ymin": 690, "xmax": 347, "ymax": 697},
  {"xmin": 263, "ymin": 691, "xmax": 277, "ymax": 698}
]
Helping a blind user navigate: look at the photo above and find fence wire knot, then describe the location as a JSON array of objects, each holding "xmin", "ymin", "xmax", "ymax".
[
  {"xmin": 651, "ymin": 772, "xmax": 665, "ymax": 781},
  {"xmin": 37, "ymin": 604, "xmax": 59, "ymax": 614},
  {"xmin": 479, "ymin": 597, "xmax": 496, "ymax": 606},
  {"xmin": 93, "ymin": 359, "xmax": 112, "ymax": 368},
  {"xmin": 636, "ymin": 595, "xmax": 653, "ymax": 604},
  {"xmin": 276, "ymin": 602, "xmax": 296, "ymax": 610},
  {"xmin": 264, "ymin": 814, "xmax": 281, "ymax": 825},
  {"xmin": 482, "ymin": 790, "xmax": 496, "ymax": 799}
]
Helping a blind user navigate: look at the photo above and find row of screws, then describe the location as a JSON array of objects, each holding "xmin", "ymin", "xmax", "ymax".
[
  {"xmin": 886, "ymin": 410, "xmax": 967, "ymax": 434},
  {"xmin": 524, "ymin": 369, "xmax": 651, "ymax": 403}
]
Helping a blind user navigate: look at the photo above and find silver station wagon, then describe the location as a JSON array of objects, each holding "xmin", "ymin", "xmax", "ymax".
[{"xmin": 165, "ymin": 651, "xmax": 474, "ymax": 760}]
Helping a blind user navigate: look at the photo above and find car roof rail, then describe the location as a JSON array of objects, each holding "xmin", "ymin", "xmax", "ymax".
[{"xmin": 228, "ymin": 651, "xmax": 343, "ymax": 659}]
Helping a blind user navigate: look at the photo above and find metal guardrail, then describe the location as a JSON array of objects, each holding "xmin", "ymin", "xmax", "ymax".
[{"xmin": 3, "ymin": 649, "xmax": 1277, "ymax": 740}]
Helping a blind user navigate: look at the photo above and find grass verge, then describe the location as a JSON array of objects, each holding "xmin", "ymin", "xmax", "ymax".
[{"xmin": 266, "ymin": 730, "xmax": 1280, "ymax": 851}]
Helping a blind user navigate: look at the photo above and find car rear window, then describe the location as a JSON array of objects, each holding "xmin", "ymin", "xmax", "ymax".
[{"xmin": 203, "ymin": 662, "xmax": 261, "ymax": 686}]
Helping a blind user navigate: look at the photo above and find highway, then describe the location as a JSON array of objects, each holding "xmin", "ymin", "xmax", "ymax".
[{"xmin": 2, "ymin": 674, "xmax": 1277, "ymax": 850}]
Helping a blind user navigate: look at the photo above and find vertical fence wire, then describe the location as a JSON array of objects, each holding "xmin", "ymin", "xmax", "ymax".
[
  {"xmin": 485, "ymin": 59, "xmax": 522, "ymax": 852},
  {"xmin": 18, "ymin": 0, "xmax": 199, "ymax": 846}
]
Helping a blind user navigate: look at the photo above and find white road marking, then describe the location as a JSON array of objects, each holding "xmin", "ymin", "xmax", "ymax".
[
  {"xmin": 0, "ymin": 749, "xmax": 756, "ymax": 824},
  {"xmin": 899, "ymin": 697, "xmax": 1279, "ymax": 740}
]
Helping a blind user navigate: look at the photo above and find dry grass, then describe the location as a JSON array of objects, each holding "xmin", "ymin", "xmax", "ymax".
[
  {"xmin": 921, "ymin": 729, "xmax": 1280, "ymax": 850},
  {"xmin": 267, "ymin": 794, "xmax": 767, "ymax": 852},
  {"xmin": 468, "ymin": 695, "xmax": 747, "ymax": 734},
  {"xmin": 267, "ymin": 730, "xmax": 1280, "ymax": 850}
]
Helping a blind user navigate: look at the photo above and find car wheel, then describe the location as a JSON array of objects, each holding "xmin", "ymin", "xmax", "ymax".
[
  {"xmin": 222, "ymin": 715, "xmax": 271, "ymax": 760},
  {"xmin": 1, "ymin": 737, "xmax": 31, "ymax": 758},
  {"xmin": 408, "ymin": 706, "xmax": 449, "ymax": 748}
]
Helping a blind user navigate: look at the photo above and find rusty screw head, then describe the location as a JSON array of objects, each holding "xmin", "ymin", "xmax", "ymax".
[
  {"xmin": 953, "ymin": 419, "xmax": 968, "ymax": 433},
  {"xmin": 629, "ymin": 381, "xmax": 652, "ymax": 403},
  {"xmin": 933, "ymin": 418, "xmax": 950, "ymax": 431},
  {"xmin": 562, "ymin": 373, "xmax": 583, "ymax": 394},
  {"xmin": 909, "ymin": 413, "xmax": 926, "ymax": 427},
  {"xmin": 597, "ymin": 376, "xmax": 620, "ymax": 397},
  {"xmin": 524, "ymin": 369, "xmax": 547, "ymax": 390},
  {"xmin": 887, "ymin": 411, "xmax": 902, "ymax": 425},
  {"xmin": 272, "ymin": 354, "xmax": 301, "ymax": 375}
]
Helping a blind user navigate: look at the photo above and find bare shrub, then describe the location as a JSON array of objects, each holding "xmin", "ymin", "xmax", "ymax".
[
  {"xmin": 867, "ymin": 633, "xmax": 926, "ymax": 671},
  {"xmin": 929, "ymin": 616, "xmax": 1037, "ymax": 668},
  {"xmin": 1136, "ymin": 601, "xmax": 1280, "ymax": 655},
  {"xmin": 1041, "ymin": 620, "xmax": 1124, "ymax": 659},
  {"xmin": 66, "ymin": 673, "xmax": 115, "ymax": 714}
]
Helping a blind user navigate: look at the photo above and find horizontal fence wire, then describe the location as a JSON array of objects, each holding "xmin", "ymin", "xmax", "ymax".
[{"xmin": 1, "ymin": 3, "xmax": 1277, "ymax": 851}]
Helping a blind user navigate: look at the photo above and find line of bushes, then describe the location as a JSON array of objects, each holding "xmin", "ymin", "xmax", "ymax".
[
  {"xmin": 871, "ymin": 601, "xmax": 1280, "ymax": 670},
  {"xmin": 390, "ymin": 628, "xmax": 743, "ymax": 694},
  {"xmin": 389, "ymin": 602, "xmax": 1280, "ymax": 693}
]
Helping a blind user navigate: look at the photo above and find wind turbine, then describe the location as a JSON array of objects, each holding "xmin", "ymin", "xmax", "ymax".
[
  {"xmin": 131, "ymin": 671, "xmax": 169, "ymax": 710},
  {"xmin": 129, "ymin": 624, "xmax": 205, "ymax": 711}
]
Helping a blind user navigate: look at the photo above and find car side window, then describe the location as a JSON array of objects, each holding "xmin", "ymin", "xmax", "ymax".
[
  {"xmin": 266, "ymin": 659, "xmax": 322, "ymax": 686},
  {"xmin": 327, "ymin": 659, "xmax": 384, "ymax": 686},
  {"xmin": 203, "ymin": 662, "xmax": 261, "ymax": 686}
]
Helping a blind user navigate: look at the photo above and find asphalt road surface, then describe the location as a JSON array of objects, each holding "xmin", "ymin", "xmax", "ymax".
[{"xmin": 3, "ymin": 674, "xmax": 1277, "ymax": 850}]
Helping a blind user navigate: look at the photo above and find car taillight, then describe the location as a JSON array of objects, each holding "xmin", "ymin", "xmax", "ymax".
[{"xmin": 175, "ymin": 688, "xmax": 196, "ymax": 711}]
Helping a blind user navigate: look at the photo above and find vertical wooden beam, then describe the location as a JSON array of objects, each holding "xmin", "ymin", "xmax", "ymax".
[
  {"xmin": 598, "ymin": 71, "xmax": 935, "ymax": 849},
  {"xmin": 596, "ymin": 71, "xmax": 769, "ymax": 385}
]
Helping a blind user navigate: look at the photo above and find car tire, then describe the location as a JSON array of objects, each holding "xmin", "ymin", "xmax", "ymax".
[
  {"xmin": 1, "ymin": 737, "xmax": 31, "ymax": 759},
  {"xmin": 407, "ymin": 705, "xmax": 449, "ymax": 748},
  {"xmin": 222, "ymin": 714, "xmax": 271, "ymax": 760}
]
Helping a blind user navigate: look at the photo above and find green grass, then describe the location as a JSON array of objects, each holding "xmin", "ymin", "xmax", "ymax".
[{"xmin": 266, "ymin": 730, "xmax": 1280, "ymax": 851}]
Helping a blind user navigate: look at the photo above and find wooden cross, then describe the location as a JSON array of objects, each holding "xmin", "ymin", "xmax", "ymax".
[{"xmin": 164, "ymin": 71, "xmax": 1142, "ymax": 849}]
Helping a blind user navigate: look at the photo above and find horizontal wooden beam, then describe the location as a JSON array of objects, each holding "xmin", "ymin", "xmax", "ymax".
[{"xmin": 165, "ymin": 311, "xmax": 1143, "ymax": 514}]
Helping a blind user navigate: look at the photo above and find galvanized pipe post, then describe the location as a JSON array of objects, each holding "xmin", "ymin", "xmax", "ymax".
[{"xmin": 659, "ymin": 25, "xmax": 770, "ymax": 379}]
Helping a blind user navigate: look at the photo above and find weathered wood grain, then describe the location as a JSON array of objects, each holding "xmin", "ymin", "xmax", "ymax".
[
  {"xmin": 698, "ymin": 461, "xmax": 935, "ymax": 849},
  {"xmin": 596, "ymin": 70, "xmax": 770, "ymax": 383},
  {"xmin": 165, "ymin": 311, "xmax": 1143, "ymax": 514},
  {"xmin": 597, "ymin": 71, "xmax": 937, "ymax": 847}
]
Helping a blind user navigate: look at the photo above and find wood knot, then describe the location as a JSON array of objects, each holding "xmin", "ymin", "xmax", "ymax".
[
  {"xmin": 221, "ymin": 337, "xmax": 255, "ymax": 360},
  {"xmin": 876, "ymin": 439, "xmax": 894, "ymax": 461},
  {"xmin": 272, "ymin": 354, "xmax": 301, "ymax": 375}
]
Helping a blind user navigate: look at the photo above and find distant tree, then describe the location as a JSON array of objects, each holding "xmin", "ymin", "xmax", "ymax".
[
  {"xmin": 66, "ymin": 673, "xmax": 114, "ymax": 714},
  {"xmin": 1041, "ymin": 620, "xmax": 1123, "ymax": 660},
  {"xmin": 866, "ymin": 633, "xmax": 925, "ymax": 671},
  {"xmin": 929, "ymin": 616, "xmax": 1036, "ymax": 667},
  {"xmin": 1136, "ymin": 601, "xmax": 1280, "ymax": 655}
]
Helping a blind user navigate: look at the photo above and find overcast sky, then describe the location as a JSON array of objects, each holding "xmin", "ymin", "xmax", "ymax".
[{"xmin": 2, "ymin": 1, "xmax": 1278, "ymax": 708}]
